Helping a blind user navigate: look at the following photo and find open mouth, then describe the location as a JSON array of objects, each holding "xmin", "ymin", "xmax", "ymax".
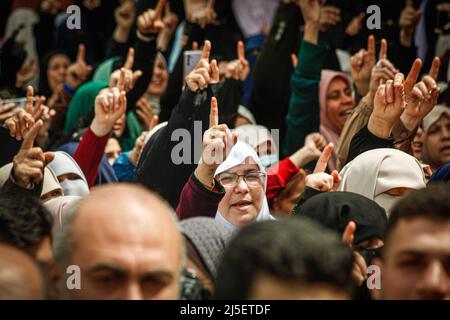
[
  {"xmin": 231, "ymin": 200, "xmax": 253, "ymax": 211},
  {"xmin": 339, "ymin": 109, "xmax": 353, "ymax": 117},
  {"xmin": 412, "ymin": 142, "xmax": 422, "ymax": 148},
  {"xmin": 151, "ymin": 78, "xmax": 163, "ymax": 85},
  {"xmin": 440, "ymin": 145, "xmax": 450, "ymax": 153}
]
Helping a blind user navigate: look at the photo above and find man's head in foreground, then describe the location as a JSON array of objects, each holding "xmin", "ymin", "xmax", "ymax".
[
  {"xmin": 52, "ymin": 183, "xmax": 184, "ymax": 300},
  {"xmin": 215, "ymin": 218, "xmax": 354, "ymax": 299},
  {"xmin": 374, "ymin": 184, "xmax": 450, "ymax": 300}
]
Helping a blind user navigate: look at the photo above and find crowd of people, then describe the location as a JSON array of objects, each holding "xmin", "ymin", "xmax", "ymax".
[{"xmin": 0, "ymin": 0, "xmax": 449, "ymax": 300}]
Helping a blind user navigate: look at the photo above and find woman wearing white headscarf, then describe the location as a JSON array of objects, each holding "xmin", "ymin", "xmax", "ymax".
[
  {"xmin": 47, "ymin": 151, "xmax": 89, "ymax": 197},
  {"xmin": 339, "ymin": 148, "xmax": 427, "ymax": 217},
  {"xmin": 176, "ymin": 98, "xmax": 274, "ymax": 231}
]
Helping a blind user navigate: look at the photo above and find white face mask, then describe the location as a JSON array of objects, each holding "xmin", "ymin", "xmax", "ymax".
[
  {"xmin": 374, "ymin": 193, "xmax": 402, "ymax": 218},
  {"xmin": 259, "ymin": 154, "xmax": 279, "ymax": 168},
  {"xmin": 59, "ymin": 179, "xmax": 89, "ymax": 197}
]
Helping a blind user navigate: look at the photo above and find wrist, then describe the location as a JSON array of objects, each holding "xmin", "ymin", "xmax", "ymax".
[
  {"xmin": 291, "ymin": 146, "xmax": 316, "ymax": 168},
  {"xmin": 194, "ymin": 164, "xmax": 215, "ymax": 188},
  {"xmin": 128, "ymin": 150, "xmax": 139, "ymax": 166},
  {"xmin": 304, "ymin": 23, "xmax": 319, "ymax": 45},
  {"xmin": 368, "ymin": 115, "xmax": 393, "ymax": 139},
  {"xmin": 400, "ymin": 113, "xmax": 420, "ymax": 132},
  {"xmin": 136, "ymin": 30, "xmax": 157, "ymax": 42},
  {"xmin": 90, "ymin": 118, "xmax": 111, "ymax": 137}
]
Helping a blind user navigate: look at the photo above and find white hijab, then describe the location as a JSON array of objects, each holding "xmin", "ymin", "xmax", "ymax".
[
  {"xmin": 214, "ymin": 141, "xmax": 275, "ymax": 231},
  {"xmin": 48, "ymin": 152, "xmax": 89, "ymax": 197},
  {"xmin": 339, "ymin": 149, "xmax": 427, "ymax": 217}
]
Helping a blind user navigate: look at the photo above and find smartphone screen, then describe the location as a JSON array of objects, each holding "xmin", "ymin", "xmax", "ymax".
[
  {"xmin": 183, "ymin": 50, "xmax": 203, "ymax": 81},
  {"xmin": 0, "ymin": 97, "xmax": 30, "ymax": 108}
]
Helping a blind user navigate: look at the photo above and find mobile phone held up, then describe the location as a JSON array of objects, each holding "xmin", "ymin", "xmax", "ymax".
[
  {"xmin": 0, "ymin": 97, "xmax": 36, "ymax": 108},
  {"xmin": 183, "ymin": 50, "xmax": 203, "ymax": 81}
]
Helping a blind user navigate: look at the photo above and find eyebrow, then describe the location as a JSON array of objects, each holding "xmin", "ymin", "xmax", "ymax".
[{"xmin": 89, "ymin": 264, "xmax": 174, "ymax": 281}]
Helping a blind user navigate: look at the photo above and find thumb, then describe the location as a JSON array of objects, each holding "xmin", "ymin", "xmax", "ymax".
[
  {"xmin": 44, "ymin": 152, "xmax": 55, "ymax": 166},
  {"xmin": 210, "ymin": 59, "xmax": 219, "ymax": 82},
  {"xmin": 21, "ymin": 119, "xmax": 43, "ymax": 150},
  {"xmin": 342, "ymin": 221, "xmax": 356, "ymax": 247}
]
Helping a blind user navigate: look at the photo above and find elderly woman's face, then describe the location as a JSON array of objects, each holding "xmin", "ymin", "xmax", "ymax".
[
  {"xmin": 326, "ymin": 78, "xmax": 355, "ymax": 131},
  {"xmin": 218, "ymin": 163, "xmax": 265, "ymax": 227}
]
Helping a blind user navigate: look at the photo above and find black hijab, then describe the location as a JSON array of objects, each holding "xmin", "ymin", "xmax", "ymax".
[
  {"xmin": 293, "ymin": 191, "xmax": 387, "ymax": 245},
  {"xmin": 38, "ymin": 49, "xmax": 70, "ymax": 98}
]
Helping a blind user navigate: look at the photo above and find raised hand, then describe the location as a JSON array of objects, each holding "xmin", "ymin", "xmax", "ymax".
[
  {"xmin": 12, "ymin": 120, "xmax": 55, "ymax": 189},
  {"xmin": 299, "ymin": 0, "xmax": 321, "ymax": 25},
  {"xmin": 185, "ymin": 40, "xmax": 219, "ymax": 91},
  {"xmin": 188, "ymin": 0, "xmax": 218, "ymax": 29},
  {"xmin": 157, "ymin": 2, "xmax": 179, "ymax": 51},
  {"xmin": 345, "ymin": 12, "xmax": 365, "ymax": 37},
  {"xmin": 90, "ymin": 87, "xmax": 127, "ymax": 137},
  {"xmin": 129, "ymin": 130, "xmax": 148, "ymax": 166},
  {"xmin": 342, "ymin": 221, "xmax": 368, "ymax": 286},
  {"xmin": 319, "ymin": 5, "xmax": 341, "ymax": 32},
  {"xmin": 195, "ymin": 97, "xmax": 236, "ymax": 187},
  {"xmin": 135, "ymin": 96, "xmax": 155, "ymax": 131},
  {"xmin": 305, "ymin": 143, "xmax": 341, "ymax": 192},
  {"xmin": 109, "ymin": 48, "xmax": 143, "ymax": 92},
  {"xmin": 225, "ymin": 41, "xmax": 250, "ymax": 81},
  {"xmin": 304, "ymin": 132, "xmax": 327, "ymax": 159},
  {"xmin": 66, "ymin": 44, "xmax": 93, "ymax": 90},
  {"xmin": 401, "ymin": 57, "xmax": 441, "ymax": 131},
  {"xmin": 0, "ymin": 103, "xmax": 20, "ymax": 124},
  {"xmin": 369, "ymin": 73, "xmax": 406, "ymax": 139},
  {"xmin": 137, "ymin": 0, "xmax": 165, "ymax": 35},
  {"xmin": 4, "ymin": 86, "xmax": 53, "ymax": 140}
]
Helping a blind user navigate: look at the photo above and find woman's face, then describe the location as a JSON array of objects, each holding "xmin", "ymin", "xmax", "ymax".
[
  {"xmin": 326, "ymin": 78, "xmax": 355, "ymax": 131},
  {"xmin": 412, "ymin": 126, "xmax": 424, "ymax": 160},
  {"xmin": 105, "ymin": 138, "xmax": 122, "ymax": 166},
  {"xmin": 47, "ymin": 54, "xmax": 70, "ymax": 93},
  {"xmin": 147, "ymin": 57, "xmax": 169, "ymax": 97},
  {"xmin": 424, "ymin": 115, "xmax": 450, "ymax": 168},
  {"xmin": 218, "ymin": 162, "xmax": 265, "ymax": 227}
]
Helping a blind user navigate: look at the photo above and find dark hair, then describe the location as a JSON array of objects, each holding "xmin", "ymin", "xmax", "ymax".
[
  {"xmin": 386, "ymin": 185, "xmax": 450, "ymax": 249},
  {"xmin": 0, "ymin": 193, "xmax": 53, "ymax": 249},
  {"xmin": 215, "ymin": 218, "xmax": 354, "ymax": 299}
]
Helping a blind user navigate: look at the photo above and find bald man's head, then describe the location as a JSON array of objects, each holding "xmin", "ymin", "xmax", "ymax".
[
  {"xmin": 0, "ymin": 244, "xmax": 45, "ymax": 300},
  {"xmin": 53, "ymin": 184, "xmax": 183, "ymax": 300}
]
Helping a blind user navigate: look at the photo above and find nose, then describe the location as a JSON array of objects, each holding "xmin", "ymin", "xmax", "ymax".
[
  {"xmin": 234, "ymin": 176, "xmax": 250, "ymax": 193},
  {"xmin": 441, "ymin": 126, "xmax": 450, "ymax": 139},
  {"xmin": 341, "ymin": 92, "xmax": 354, "ymax": 106},
  {"xmin": 123, "ymin": 282, "xmax": 144, "ymax": 300},
  {"xmin": 416, "ymin": 260, "xmax": 450, "ymax": 300}
]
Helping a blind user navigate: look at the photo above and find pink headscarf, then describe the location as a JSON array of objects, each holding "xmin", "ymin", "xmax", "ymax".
[{"xmin": 319, "ymin": 69, "xmax": 352, "ymax": 171}]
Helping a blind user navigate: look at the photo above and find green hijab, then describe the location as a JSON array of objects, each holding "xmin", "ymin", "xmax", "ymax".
[{"xmin": 64, "ymin": 81, "xmax": 142, "ymax": 152}]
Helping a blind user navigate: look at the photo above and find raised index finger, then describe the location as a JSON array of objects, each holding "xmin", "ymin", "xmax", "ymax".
[
  {"xmin": 76, "ymin": 43, "xmax": 86, "ymax": 63},
  {"xmin": 237, "ymin": 41, "xmax": 245, "ymax": 61},
  {"xmin": 202, "ymin": 40, "xmax": 211, "ymax": 60},
  {"xmin": 209, "ymin": 97, "xmax": 219, "ymax": 128},
  {"xmin": 367, "ymin": 35, "xmax": 375, "ymax": 60},
  {"xmin": 21, "ymin": 119, "xmax": 43, "ymax": 150},
  {"xmin": 313, "ymin": 142, "xmax": 334, "ymax": 173},
  {"xmin": 154, "ymin": 0, "xmax": 167, "ymax": 20},
  {"xmin": 404, "ymin": 58, "xmax": 422, "ymax": 92},
  {"xmin": 428, "ymin": 57, "xmax": 440, "ymax": 80},
  {"xmin": 379, "ymin": 38, "xmax": 387, "ymax": 60},
  {"xmin": 25, "ymin": 85, "xmax": 34, "ymax": 113},
  {"xmin": 124, "ymin": 47, "xmax": 135, "ymax": 69}
]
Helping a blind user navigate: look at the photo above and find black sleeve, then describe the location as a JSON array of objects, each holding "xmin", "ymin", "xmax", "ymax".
[
  {"xmin": 217, "ymin": 78, "xmax": 243, "ymax": 129},
  {"xmin": 389, "ymin": 43, "xmax": 417, "ymax": 76},
  {"xmin": 346, "ymin": 125, "xmax": 394, "ymax": 165},
  {"xmin": 135, "ymin": 85, "xmax": 217, "ymax": 208},
  {"xmin": 249, "ymin": 2, "xmax": 302, "ymax": 141},
  {"xmin": 0, "ymin": 127, "xmax": 20, "ymax": 168},
  {"xmin": 105, "ymin": 38, "xmax": 131, "ymax": 60}
]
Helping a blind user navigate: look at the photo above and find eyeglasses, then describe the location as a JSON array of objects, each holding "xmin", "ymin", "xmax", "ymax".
[{"xmin": 216, "ymin": 171, "xmax": 266, "ymax": 188}]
